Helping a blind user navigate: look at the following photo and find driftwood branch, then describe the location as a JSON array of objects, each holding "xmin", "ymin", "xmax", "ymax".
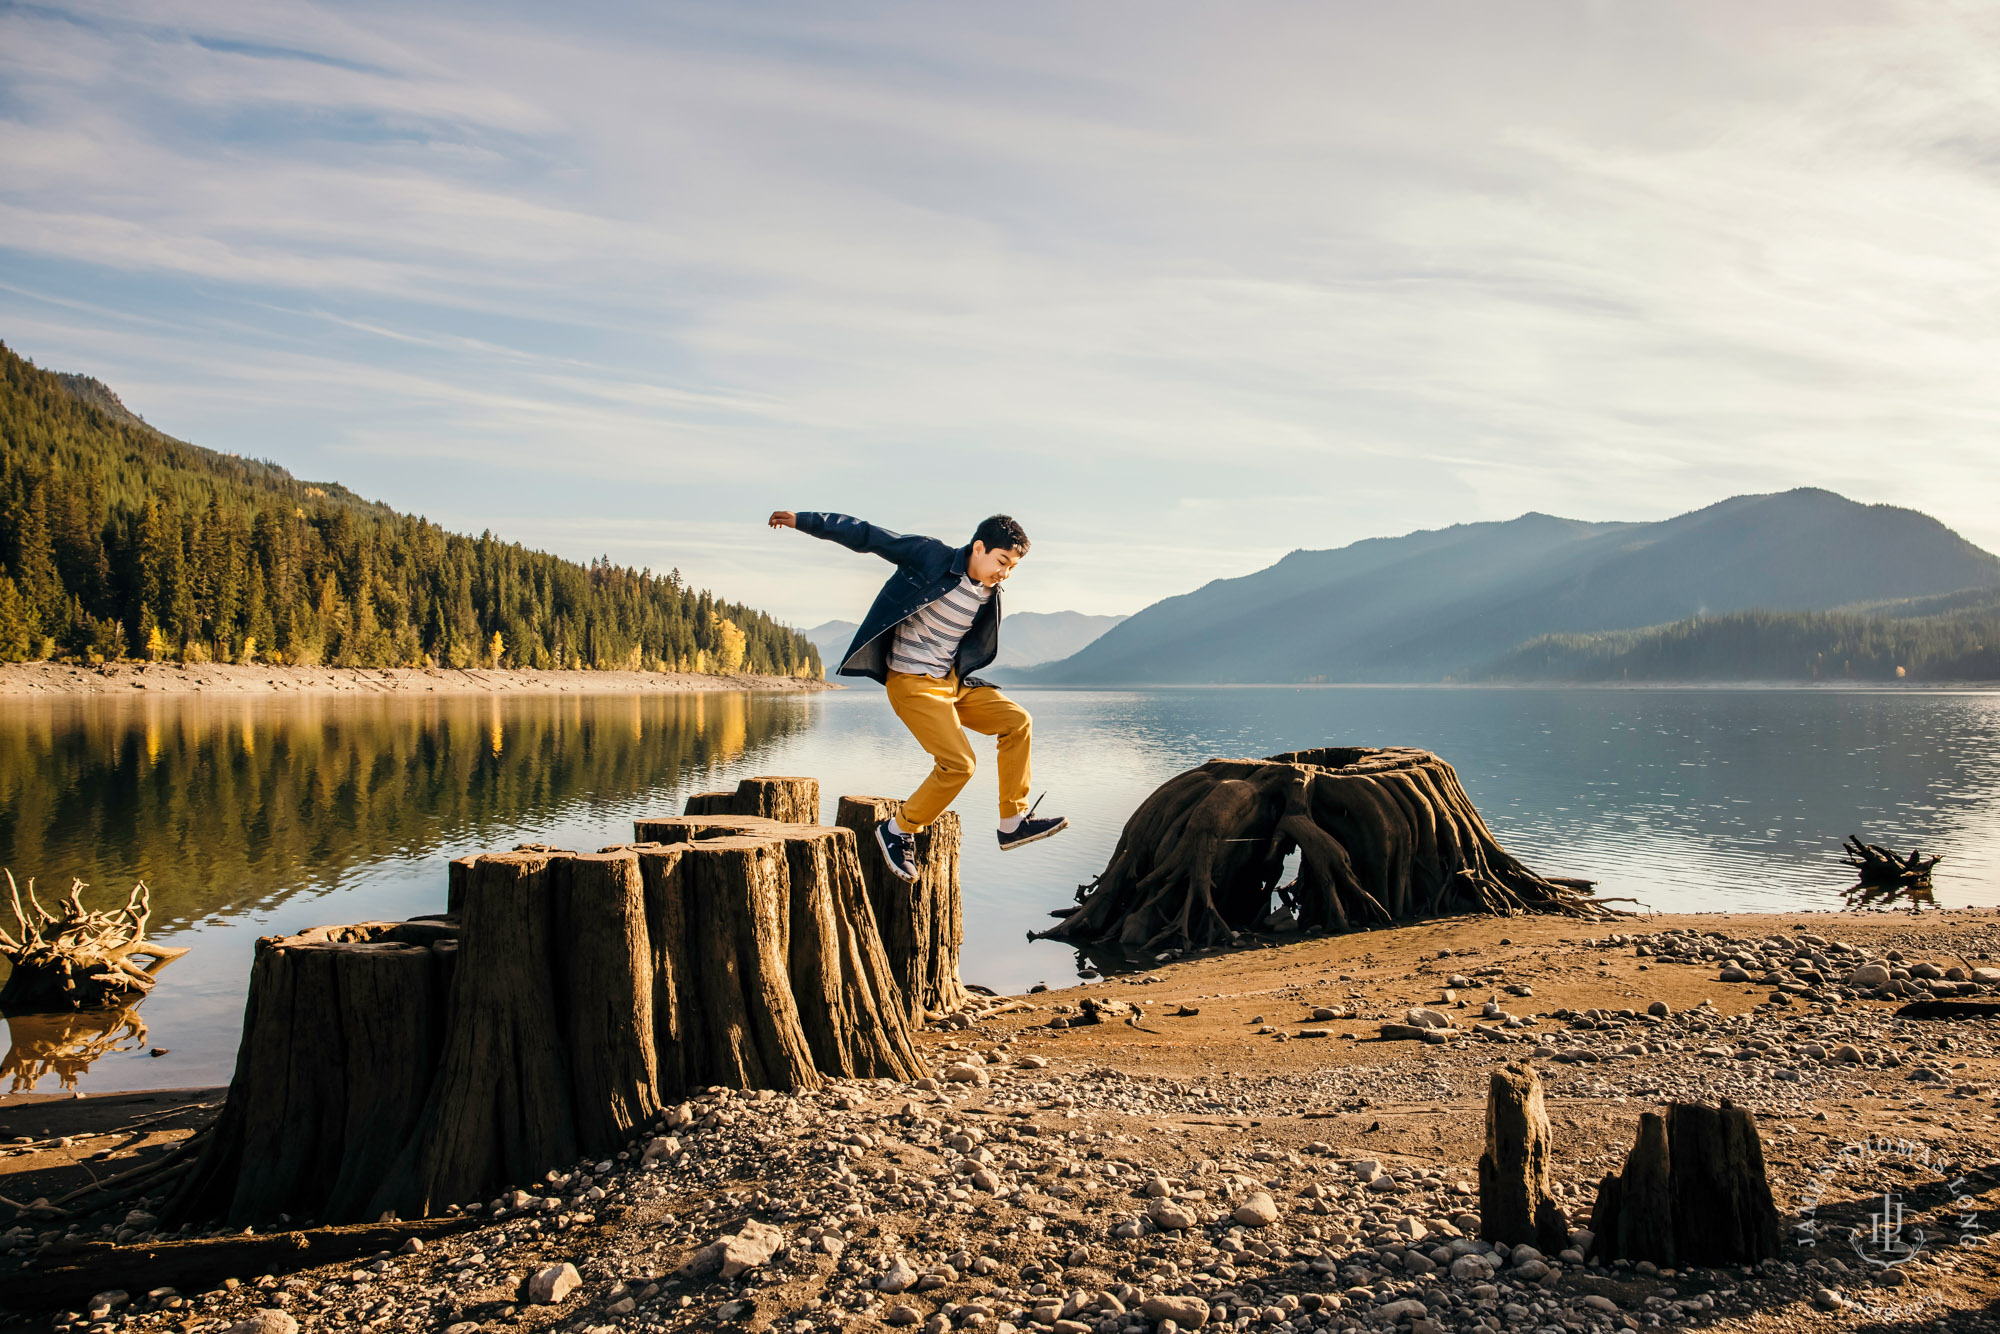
[
  {"xmin": 0, "ymin": 872, "xmax": 189, "ymax": 1011},
  {"xmin": 1840, "ymin": 835, "xmax": 1941, "ymax": 911}
]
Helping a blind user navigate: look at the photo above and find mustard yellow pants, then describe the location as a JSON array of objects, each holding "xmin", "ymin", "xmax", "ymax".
[{"xmin": 885, "ymin": 670, "xmax": 1032, "ymax": 829}]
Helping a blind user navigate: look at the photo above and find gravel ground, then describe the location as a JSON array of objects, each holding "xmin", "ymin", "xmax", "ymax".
[{"xmin": 9, "ymin": 908, "xmax": 2000, "ymax": 1334}]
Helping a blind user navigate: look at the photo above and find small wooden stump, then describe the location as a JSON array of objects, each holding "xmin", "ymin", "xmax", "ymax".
[
  {"xmin": 1587, "ymin": 1100, "xmax": 1781, "ymax": 1266},
  {"xmin": 835, "ymin": 796, "xmax": 968, "ymax": 1020},
  {"xmin": 682, "ymin": 776, "xmax": 821, "ymax": 823},
  {"xmin": 1477, "ymin": 1062, "xmax": 1570, "ymax": 1253}
]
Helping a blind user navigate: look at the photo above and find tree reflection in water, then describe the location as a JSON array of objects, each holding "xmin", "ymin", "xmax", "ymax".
[
  {"xmin": 2, "ymin": 1006, "xmax": 150, "ymax": 1092},
  {"xmin": 0, "ymin": 690, "xmax": 812, "ymax": 933}
]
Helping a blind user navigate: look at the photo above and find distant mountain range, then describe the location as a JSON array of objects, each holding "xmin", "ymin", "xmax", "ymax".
[
  {"xmin": 1010, "ymin": 489, "xmax": 2000, "ymax": 684},
  {"xmin": 807, "ymin": 610, "xmax": 1126, "ymax": 675}
]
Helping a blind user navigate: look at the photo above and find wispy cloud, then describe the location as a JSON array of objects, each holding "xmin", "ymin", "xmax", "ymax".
[{"xmin": 5, "ymin": 0, "xmax": 2000, "ymax": 621}]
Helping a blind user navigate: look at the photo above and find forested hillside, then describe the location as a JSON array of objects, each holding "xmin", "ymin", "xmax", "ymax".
[
  {"xmin": 1480, "ymin": 590, "xmax": 2000, "ymax": 683},
  {"xmin": 0, "ymin": 342, "xmax": 820, "ymax": 676}
]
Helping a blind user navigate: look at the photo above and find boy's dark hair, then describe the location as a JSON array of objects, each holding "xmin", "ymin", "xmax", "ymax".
[{"xmin": 973, "ymin": 514, "xmax": 1029, "ymax": 554}]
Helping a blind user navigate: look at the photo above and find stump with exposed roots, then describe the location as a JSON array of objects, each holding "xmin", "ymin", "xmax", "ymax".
[
  {"xmin": 1036, "ymin": 747, "xmax": 1611, "ymax": 956},
  {"xmin": 0, "ymin": 871, "xmax": 189, "ymax": 1012}
]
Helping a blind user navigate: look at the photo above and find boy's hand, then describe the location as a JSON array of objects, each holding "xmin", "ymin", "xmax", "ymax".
[{"xmin": 768, "ymin": 510, "xmax": 797, "ymax": 529}]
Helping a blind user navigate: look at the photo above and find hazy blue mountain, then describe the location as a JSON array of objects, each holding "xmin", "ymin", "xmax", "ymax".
[
  {"xmin": 1019, "ymin": 489, "xmax": 2000, "ymax": 684},
  {"xmin": 805, "ymin": 620, "xmax": 860, "ymax": 670},
  {"xmin": 806, "ymin": 610, "xmax": 1126, "ymax": 674}
]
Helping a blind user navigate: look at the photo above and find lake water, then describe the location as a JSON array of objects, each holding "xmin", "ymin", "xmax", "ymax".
[{"xmin": 3, "ymin": 685, "xmax": 1998, "ymax": 1095}]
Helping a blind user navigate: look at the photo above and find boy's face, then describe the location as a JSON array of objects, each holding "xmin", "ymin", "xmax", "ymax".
[{"xmin": 968, "ymin": 541, "xmax": 1025, "ymax": 588}]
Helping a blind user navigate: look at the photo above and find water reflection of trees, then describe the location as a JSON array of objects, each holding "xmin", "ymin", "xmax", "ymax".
[
  {"xmin": 0, "ymin": 691, "xmax": 811, "ymax": 930},
  {"xmin": 2, "ymin": 1006, "xmax": 149, "ymax": 1092}
]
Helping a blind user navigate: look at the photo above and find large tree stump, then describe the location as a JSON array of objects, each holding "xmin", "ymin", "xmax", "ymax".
[
  {"xmin": 178, "ymin": 796, "xmax": 925, "ymax": 1228},
  {"xmin": 1478, "ymin": 1062, "xmax": 1570, "ymax": 1253},
  {"xmin": 682, "ymin": 776, "xmax": 821, "ymax": 823},
  {"xmin": 627, "ymin": 825, "xmax": 924, "ymax": 1092},
  {"xmin": 835, "ymin": 796, "xmax": 968, "ymax": 1020},
  {"xmin": 169, "ymin": 922, "xmax": 452, "ymax": 1227},
  {"xmin": 763, "ymin": 824, "xmax": 926, "ymax": 1082},
  {"xmin": 1587, "ymin": 1101, "xmax": 1780, "ymax": 1265},
  {"xmin": 635, "ymin": 836, "xmax": 818, "ymax": 1095},
  {"xmin": 372, "ymin": 849, "xmax": 667, "ymax": 1217},
  {"xmin": 1037, "ymin": 747, "xmax": 1610, "ymax": 956},
  {"xmin": 552, "ymin": 851, "xmax": 660, "ymax": 1156},
  {"xmin": 0, "ymin": 873, "xmax": 189, "ymax": 1011}
]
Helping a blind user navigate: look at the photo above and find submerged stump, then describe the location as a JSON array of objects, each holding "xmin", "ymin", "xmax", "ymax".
[{"xmin": 1037, "ymin": 747, "xmax": 1610, "ymax": 956}]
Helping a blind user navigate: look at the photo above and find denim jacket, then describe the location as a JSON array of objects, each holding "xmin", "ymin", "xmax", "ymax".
[{"xmin": 796, "ymin": 512, "xmax": 1001, "ymax": 685}]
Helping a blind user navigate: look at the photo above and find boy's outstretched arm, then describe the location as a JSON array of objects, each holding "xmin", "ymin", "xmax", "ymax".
[{"xmin": 766, "ymin": 511, "xmax": 949, "ymax": 567}]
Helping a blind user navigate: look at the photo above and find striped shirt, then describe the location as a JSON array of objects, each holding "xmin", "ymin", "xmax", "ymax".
[{"xmin": 888, "ymin": 575, "xmax": 992, "ymax": 678}]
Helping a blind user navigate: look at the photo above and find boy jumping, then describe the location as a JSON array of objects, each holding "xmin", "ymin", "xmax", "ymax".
[{"xmin": 768, "ymin": 509, "xmax": 1067, "ymax": 882}]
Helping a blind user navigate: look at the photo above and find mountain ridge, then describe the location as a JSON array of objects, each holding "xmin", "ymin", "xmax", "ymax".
[{"xmin": 1016, "ymin": 488, "xmax": 2000, "ymax": 684}]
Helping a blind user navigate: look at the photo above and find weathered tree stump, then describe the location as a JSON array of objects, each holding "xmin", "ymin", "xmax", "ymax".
[
  {"xmin": 1667, "ymin": 1101, "xmax": 1782, "ymax": 1265},
  {"xmin": 682, "ymin": 776, "xmax": 820, "ymax": 823},
  {"xmin": 835, "ymin": 796, "xmax": 968, "ymax": 1020},
  {"xmin": 373, "ymin": 849, "xmax": 661, "ymax": 1218},
  {"xmin": 1588, "ymin": 1100, "xmax": 1780, "ymax": 1265},
  {"xmin": 762, "ymin": 824, "xmax": 926, "ymax": 1083},
  {"xmin": 683, "ymin": 790, "xmax": 737, "ymax": 815},
  {"xmin": 1037, "ymin": 747, "xmax": 1610, "ymax": 956},
  {"xmin": 1587, "ymin": 1111, "xmax": 1673, "ymax": 1265},
  {"xmin": 636, "ymin": 836, "xmax": 816, "ymax": 1096},
  {"xmin": 181, "ymin": 809, "xmax": 926, "ymax": 1227},
  {"xmin": 1478, "ymin": 1062, "xmax": 1570, "ymax": 1253},
  {"xmin": 170, "ymin": 922, "xmax": 453, "ymax": 1227},
  {"xmin": 0, "ymin": 872, "xmax": 188, "ymax": 1011}
]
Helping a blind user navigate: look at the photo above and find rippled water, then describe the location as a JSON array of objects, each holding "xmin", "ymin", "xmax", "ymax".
[{"xmin": 3, "ymin": 685, "xmax": 1997, "ymax": 1094}]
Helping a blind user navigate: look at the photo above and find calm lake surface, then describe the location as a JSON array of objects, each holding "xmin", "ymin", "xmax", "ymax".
[{"xmin": 3, "ymin": 685, "xmax": 1998, "ymax": 1095}]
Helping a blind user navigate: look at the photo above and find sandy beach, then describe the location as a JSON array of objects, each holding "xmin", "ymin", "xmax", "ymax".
[
  {"xmin": 0, "ymin": 663, "xmax": 837, "ymax": 698},
  {"xmin": 8, "ymin": 906, "xmax": 2000, "ymax": 1332}
]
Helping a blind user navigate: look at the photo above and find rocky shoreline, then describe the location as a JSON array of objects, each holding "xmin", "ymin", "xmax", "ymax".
[
  {"xmin": 0, "ymin": 663, "xmax": 836, "ymax": 698},
  {"xmin": 7, "ymin": 907, "xmax": 2000, "ymax": 1334}
]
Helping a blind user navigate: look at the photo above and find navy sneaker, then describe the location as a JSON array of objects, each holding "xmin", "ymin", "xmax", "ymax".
[
  {"xmin": 998, "ymin": 794, "xmax": 1068, "ymax": 851},
  {"xmin": 875, "ymin": 819, "xmax": 921, "ymax": 883}
]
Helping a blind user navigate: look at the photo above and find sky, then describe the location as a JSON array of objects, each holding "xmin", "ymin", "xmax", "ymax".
[{"xmin": 4, "ymin": 0, "xmax": 1999, "ymax": 626}]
